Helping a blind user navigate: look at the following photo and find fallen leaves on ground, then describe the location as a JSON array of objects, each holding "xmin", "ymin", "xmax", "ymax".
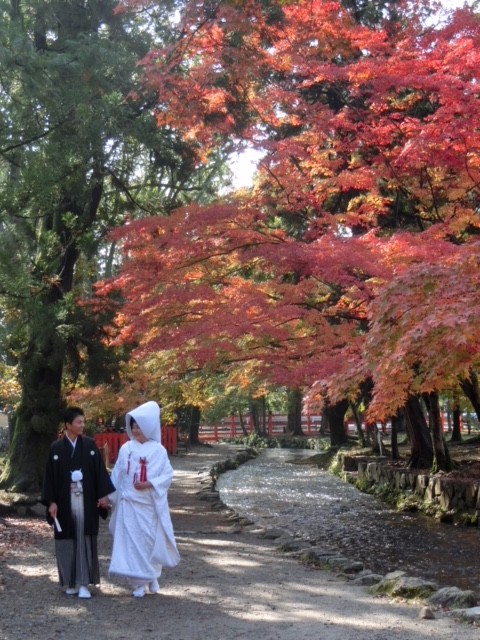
[{"xmin": 0, "ymin": 517, "xmax": 51, "ymax": 552}]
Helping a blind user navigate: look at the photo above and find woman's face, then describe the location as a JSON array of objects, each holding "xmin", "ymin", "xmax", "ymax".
[{"xmin": 131, "ymin": 420, "xmax": 148, "ymax": 443}]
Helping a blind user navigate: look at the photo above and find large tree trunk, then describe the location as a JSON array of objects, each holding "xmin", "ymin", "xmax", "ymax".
[
  {"xmin": 349, "ymin": 402, "xmax": 365, "ymax": 447},
  {"xmin": 450, "ymin": 391, "xmax": 462, "ymax": 443},
  {"xmin": 404, "ymin": 395, "xmax": 433, "ymax": 469},
  {"xmin": 424, "ymin": 392, "xmax": 451, "ymax": 472},
  {"xmin": 176, "ymin": 405, "xmax": 201, "ymax": 444},
  {"xmin": 1, "ymin": 326, "xmax": 66, "ymax": 491},
  {"xmin": 390, "ymin": 408, "xmax": 405, "ymax": 460},
  {"xmin": 367, "ymin": 421, "xmax": 382, "ymax": 454},
  {"xmin": 324, "ymin": 398, "xmax": 349, "ymax": 446},
  {"xmin": 237, "ymin": 409, "xmax": 249, "ymax": 436},
  {"xmin": 359, "ymin": 377, "xmax": 375, "ymax": 447},
  {"xmin": 250, "ymin": 397, "xmax": 267, "ymax": 435},
  {"xmin": 187, "ymin": 405, "xmax": 201, "ymax": 444},
  {"xmin": 1, "ymin": 194, "xmax": 101, "ymax": 490},
  {"xmin": 286, "ymin": 388, "xmax": 304, "ymax": 436},
  {"xmin": 460, "ymin": 368, "xmax": 480, "ymax": 421}
]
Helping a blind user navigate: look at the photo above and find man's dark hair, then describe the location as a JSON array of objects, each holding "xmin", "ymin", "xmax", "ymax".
[{"xmin": 64, "ymin": 406, "xmax": 85, "ymax": 425}]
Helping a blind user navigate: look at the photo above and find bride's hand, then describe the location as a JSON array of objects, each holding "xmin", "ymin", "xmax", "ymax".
[{"xmin": 133, "ymin": 481, "xmax": 152, "ymax": 491}]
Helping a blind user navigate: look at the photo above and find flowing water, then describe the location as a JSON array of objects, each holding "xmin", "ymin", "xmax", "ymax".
[{"xmin": 216, "ymin": 449, "xmax": 480, "ymax": 592}]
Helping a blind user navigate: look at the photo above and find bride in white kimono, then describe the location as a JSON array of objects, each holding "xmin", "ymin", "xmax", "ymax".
[{"xmin": 108, "ymin": 401, "xmax": 180, "ymax": 597}]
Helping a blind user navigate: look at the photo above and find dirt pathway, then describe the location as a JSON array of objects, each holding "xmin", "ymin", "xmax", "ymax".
[{"xmin": 0, "ymin": 443, "xmax": 477, "ymax": 640}]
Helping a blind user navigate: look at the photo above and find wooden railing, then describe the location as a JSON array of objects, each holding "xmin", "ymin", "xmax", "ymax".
[
  {"xmin": 197, "ymin": 412, "xmax": 467, "ymax": 442},
  {"xmin": 94, "ymin": 426, "xmax": 177, "ymax": 463},
  {"xmin": 198, "ymin": 414, "xmax": 326, "ymax": 442}
]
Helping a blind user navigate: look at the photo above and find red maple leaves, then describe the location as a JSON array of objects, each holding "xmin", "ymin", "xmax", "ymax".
[{"xmin": 96, "ymin": 0, "xmax": 480, "ymax": 422}]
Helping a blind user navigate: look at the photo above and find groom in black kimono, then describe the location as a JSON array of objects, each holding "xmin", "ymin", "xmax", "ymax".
[{"xmin": 42, "ymin": 406, "xmax": 115, "ymax": 598}]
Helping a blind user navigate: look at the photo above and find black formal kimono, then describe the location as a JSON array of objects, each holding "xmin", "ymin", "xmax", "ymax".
[{"xmin": 42, "ymin": 435, "xmax": 115, "ymax": 588}]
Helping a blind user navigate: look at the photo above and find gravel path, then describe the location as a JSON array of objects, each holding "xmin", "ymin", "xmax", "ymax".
[{"xmin": 0, "ymin": 443, "xmax": 477, "ymax": 640}]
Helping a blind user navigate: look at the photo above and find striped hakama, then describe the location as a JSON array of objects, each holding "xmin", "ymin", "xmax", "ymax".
[{"xmin": 54, "ymin": 484, "xmax": 100, "ymax": 588}]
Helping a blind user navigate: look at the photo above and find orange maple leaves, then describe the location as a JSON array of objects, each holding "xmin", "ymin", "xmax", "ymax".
[{"xmin": 96, "ymin": 0, "xmax": 480, "ymax": 420}]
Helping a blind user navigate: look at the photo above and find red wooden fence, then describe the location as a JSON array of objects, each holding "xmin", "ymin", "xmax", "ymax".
[
  {"xmin": 161, "ymin": 426, "xmax": 177, "ymax": 456},
  {"xmin": 197, "ymin": 412, "xmax": 462, "ymax": 442},
  {"xmin": 94, "ymin": 426, "xmax": 177, "ymax": 464},
  {"xmin": 198, "ymin": 414, "xmax": 326, "ymax": 442}
]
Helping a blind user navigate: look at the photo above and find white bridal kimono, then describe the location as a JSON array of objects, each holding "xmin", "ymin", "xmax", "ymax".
[{"xmin": 108, "ymin": 401, "xmax": 180, "ymax": 583}]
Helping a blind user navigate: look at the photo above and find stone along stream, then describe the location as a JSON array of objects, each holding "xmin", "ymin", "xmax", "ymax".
[{"xmin": 216, "ymin": 449, "xmax": 480, "ymax": 593}]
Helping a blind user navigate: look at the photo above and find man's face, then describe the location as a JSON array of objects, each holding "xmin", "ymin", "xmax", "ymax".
[{"xmin": 65, "ymin": 414, "xmax": 85, "ymax": 440}]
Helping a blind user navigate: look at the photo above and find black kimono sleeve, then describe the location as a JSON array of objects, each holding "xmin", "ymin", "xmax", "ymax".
[{"xmin": 41, "ymin": 439, "xmax": 72, "ymax": 531}]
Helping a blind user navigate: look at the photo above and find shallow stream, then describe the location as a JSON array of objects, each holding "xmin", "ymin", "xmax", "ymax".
[{"xmin": 217, "ymin": 448, "xmax": 480, "ymax": 592}]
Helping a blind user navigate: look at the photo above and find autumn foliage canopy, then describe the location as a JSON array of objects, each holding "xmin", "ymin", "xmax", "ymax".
[{"xmin": 98, "ymin": 0, "xmax": 480, "ymax": 423}]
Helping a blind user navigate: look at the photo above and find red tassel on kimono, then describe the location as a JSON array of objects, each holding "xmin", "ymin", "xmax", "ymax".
[{"xmin": 139, "ymin": 457, "xmax": 148, "ymax": 482}]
